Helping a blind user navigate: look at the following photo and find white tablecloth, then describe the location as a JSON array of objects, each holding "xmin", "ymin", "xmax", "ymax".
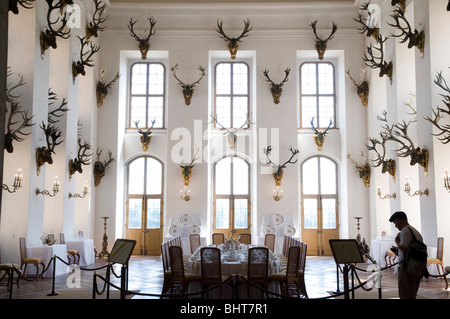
[
  {"xmin": 164, "ymin": 236, "xmax": 207, "ymax": 254},
  {"xmin": 66, "ymin": 239, "xmax": 96, "ymax": 267},
  {"xmin": 370, "ymin": 239, "xmax": 396, "ymax": 268},
  {"xmin": 26, "ymin": 244, "xmax": 70, "ymax": 277}
]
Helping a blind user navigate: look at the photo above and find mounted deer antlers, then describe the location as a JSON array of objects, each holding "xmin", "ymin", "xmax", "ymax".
[
  {"xmin": 347, "ymin": 152, "xmax": 371, "ymax": 188},
  {"xmin": 96, "ymin": 69, "xmax": 120, "ymax": 107},
  {"xmin": 363, "ymin": 35, "xmax": 393, "ymax": 84},
  {"xmin": 180, "ymin": 150, "xmax": 200, "ymax": 187},
  {"xmin": 40, "ymin": 0, "xmax": 71, "ymax": 57},
  {"xmin": 263, "ymin": 68, "xmax": 290, "ymax": 105},
  {"xmin": 9, "ymin": 0, "xmax": 35, "ymax": 15},
  {"xmin": 310, "ymin": 20, "xmax": 338, "ymax": 61},
  {"xmin": 425, "ymin": 71, "xmax": 450, "ymax": 144},
  {"xmin": 86, "ymin": 0, "xmax": 108, "ymax": 41},
  {"xmin": 36, "ymin": 122, "xmax": 63, "ymax": 175},
  {"xmin": 209, "ymin": 113, "xmax": 253, "ymax": 149},
  {"xmin": 346, "ymin": 69, "xmax": 369, "ymax": 107},
  {"xmin": 391, "ymin": 0, "xmax": 406, "ymax": 13},
  {"xmin": 310, "ymin": 118, "xmax": 333, "ymax": 152},
  {"xmin": 354, "ymin": 2, "xmax": 380, "ymax": 41},
  {"xmin": 388, "ymin": 7, "xmax": 425, "ymax": 58},
  {"xmin": 48, "ymin": 89, "xmax": 69, "ymax": 124},
  {"xmin": 263, "ymin": 145, "xmax": 300, "ymax": 187},
  {"xmin": 128, "ymin": 16, "xmax": 157, "ymax": 60},
  {"xmin": 171, "ymin": 64, "xmax": 206, "ymax": 106},
  {"xmin": 366, "ymin": 133, "xmax": 396, "ymax": 182},
  {"xmin": 135, "ymin": 119, "xmax": 156, "ymax": 152},
  {"xmin": 69, "ymin": 138, "xmax": 93, "ymax": 180},
  {"xmin": 72, "ymin": 36, "xmax": 100, "ymax": 82},
  {"xmin": 93, "ymin": 148, "xmax": 115, "ymax": 187},
  {"xmin": 216, "ymin": 19, "xmax": 252, "ymax": 60}
]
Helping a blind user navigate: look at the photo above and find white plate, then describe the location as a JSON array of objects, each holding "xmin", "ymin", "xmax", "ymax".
[
  {"xmin": 169, "ymin": 225, "xmax": 181, "ymax": 237},
  {"xmin": 189, "ymin": 225, "xmax": 200, "ymax": 235},
  {"xmin": 263, "ymin": 225, "xmax": 275, "ymax": 235},
  {"xmin": 180, "ymin": 214, "xmax": 192, "ymax": 225},
  {"xmin": 284, "ymin": 225, "xmax": 296, "ymax": 236},
  {"xmin": 272, "ymin": 214, "xmax": 284, "ymax": 226}
]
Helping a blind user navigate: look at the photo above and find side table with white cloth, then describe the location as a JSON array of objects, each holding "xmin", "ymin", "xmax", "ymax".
[
  {"xmin": 257, "ymin": 213, "xmax": 297, "ymax": 254},
  {"xmin": 370, "ymin": 238, "xmax": 396, "ymax": 268},
  {"xmin": 66, "ymin": 239, "xmax": 96, "ymax": 267},
  {"xmin": 166, "ymin": 213, "xmax": 206, "ymax": 254},
  {"xmin": 26, "ymin": 244, "xmax": 70, "ymax": 278}
]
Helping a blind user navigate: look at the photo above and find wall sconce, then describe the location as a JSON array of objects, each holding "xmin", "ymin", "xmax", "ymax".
[
  {"xmin": 273, "ymin": 186, "xmax": 283, "ymax": 201},
  {"xmin": 69, "ymin": 181, "xmax": 89, "ymax": 199},
  {"xmin": 36, "ymin": 176, "xmax": 60, "ymax": 197},
  {"xmin": 377, "ymin": 182, "xmax": 396, "ymax": 199},
  {"xmin": 2, "ymin": 168, "xmax": 22, "ymax": 193},
  {"xmin": 444, "ymin": 169, "xmax": 450, "ymax": 192},
  {"xmin": 180, "ymin": 186, "xmax": 191, "ymax": 201},
  {"xmin": 404, "ymin": 177, "xmax": 429, "ymax": 197}
]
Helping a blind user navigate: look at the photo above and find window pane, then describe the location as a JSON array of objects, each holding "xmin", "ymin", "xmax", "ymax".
[
  {"xmin": 146, "ymin": 199, "xmax": 161, "ymax": 229},
  {"xmin": 301, "ymin": 63, "xmax": 317, "ymax": 94},
  {"xmin": 303, "ymin": 198, "xmax": 318, "ymax": 229},
  {"xmin": 318, "ymin": 96, "xmax": 334, "ymax": 128},
  {"xmin": 146, "ymin": 158, "xmax": 162, "ymax": 194},
  {"xmin": 130, "ymin": 97, "xmax": 146, "ymax": 125},
  {"xmin": 234, "ymin": 199, "xmax": 248, "ymax": 229},
  {"xmin": 301, "ymin": 96, "xmax": 317, "ymax": 128},
  {"xmin": 215, "ymin": 157, "xmax": 231, "ymax": 195},
  {"xmin": 129, "ymin": 158, "xmax": 145, "ymax": 194},
  {"xmin": 216, "ymin": 63, "xmax": 231, "ymax": 95},
  {"xmin": 131, "ymin": 64, "xmax": 148, "ymax": 95},
  {"xmin": 148, "ymin": 64, "xmax": 164, "ymax": 95},
  {"xmin": 216, "ymin": 199, "xmax": 230, "ymax": 229},
  {"xmin": 233, "ymin": 63, "xmax": 248, "ymax": 95},
  {"xmin": 302, "ymin": 158, "xmax": 319, "ymax": 195},
  {"xmin": 148, "ymin": 97, "xmax": 164, "ymax": 128},
  {"xmin": 322, "ymin": 199, "xmax": 337, "ymax": 229},
  {"xmin": 216, "ymin": 97, "xmax": 231, "ymax": 127},
  {"xmin": 233, "ymin": 158, "xmax": 249, "ymax": 195},
  {"xmin": 320, "ymin": 158, "xmax": 337, "ymax": 195},
  {"xmin": 128, "ymin": 199, "xmax": 142, "ymax": 229},
  {"xmin": 318, "ymin": 63, "xmax": 334, "ymax": 94}
]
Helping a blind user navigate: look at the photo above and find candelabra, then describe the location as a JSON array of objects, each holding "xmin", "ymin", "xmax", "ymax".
[
  {"xmin": 376, "ymin": 182, "xmax": 396, "ymax": 199},
  {"xmin": 98, "ymin": 217, "xmax": 110, "ymax": 259},
  {"xmin": 273, "ymin": 186, "xmax": 283, "ymax": 201},
  {"xmin": 69, "ymin": 181, "xmax": 89, "ymax": 199},
  {"xmin": 2, "ymin": 169, "xmax": 22, "ymax": 193},
  {"xmin": 180, "ymin": 186, "xmax": 191, "ymax": 201},
  {"xmin": 404, "ymin": 177, "xmax": 429, "ymax": 197},
  {"xmin": 36, "ymin": 176, "xmax": 60, "ymax": 197}
]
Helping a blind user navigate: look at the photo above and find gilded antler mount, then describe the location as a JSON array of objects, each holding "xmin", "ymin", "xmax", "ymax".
[
  {"xmin": 263, "ymin": 68, "xmax": 290, "ymax": 105},
  {"xmin": 216, "ymin": 19, "xmax": 252, "ymax": 60},
  {"xmin": 171, "ymin": 64, "xmax": 206, "ymax": 106},
  {"xmin": 263, "ymin": 145, "xmax": 300, "ymax": 187},
  {"xmin": 310, "ymin": 20, "xmax": 338, "ymax": 61},
  {"xmin": 128, "ymin": 16, "xmax": 157, "ymax": 60}
]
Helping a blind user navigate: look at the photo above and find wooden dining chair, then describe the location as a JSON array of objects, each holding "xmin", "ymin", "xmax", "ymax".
[
  {"xmin": 212, "ymin": 233, "xmax": 226, "ymax": 245},
  {"xmin": 190, "ymin": 234, "xmax": 201, "ymax": 254},
  {"xmin": 168, "ymin": 245, "xmax": 200, "ymax": 297},
  {"xmin": 238, "ymin": 233, "xmax": 251, "ymax": 245},
  {"xmin": 264, "ymin": 234, "xmax": 275, "ymax": 252},
  {"xmin": 247, "ymin": 247, "xmax": 269, "ymax": 298},
  {"xmin": 268, "ymin": 245, "xmax": 303, "ymax": 298},
  {"xmin": 160, "ymin": 242, "xmax": 172, "ymax": 295},
  {"xmin": 19, "ymin": 237, "xmax": 45, "ymax": 280},
  {"xmin": 427, "ymin": 237, "xmax": 445, "ymax": 278},
  {"xmin": 298, "ymin": 242, "xmax": 308, "ymax": 298},
  {"xmin": 200, "ymin": 247, "xmax": 225, "ymax": 298},
  {"xmin": 60, "ymin": 233, "xmax": 80, "ymax": 265},
  {"xmin": 0, "ymin": 263, "xmax": 21, "ymax": 290}
]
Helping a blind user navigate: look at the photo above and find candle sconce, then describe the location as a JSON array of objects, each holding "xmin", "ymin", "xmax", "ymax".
[
  {"xmin": 69, "ymin": 181, "xmax": 89, "ymax": 199},
  {"xmin": 2, "ymin": 169, "xmax": 22, "ymax": 193},
  {"xmin": 273, "ymin": 186, "xmax": 283, "ymax": 201},
  {"xmin": 444, "ymin": 169, "xmax": 450, "ymax": 192},
  {"xmin": 36, "ymin": 177, "xmax": 60, "ymax": 197},
  {"xmin": 404, "ymin": 177, "xmax": 429, "ymax": 197},
  {"xmin": 180, "ymin": 186, "xmax": 191, "ymax": 201},
  {"xmin": 377, "ymin": 182, "xmax": 396, "ymax": 200}
]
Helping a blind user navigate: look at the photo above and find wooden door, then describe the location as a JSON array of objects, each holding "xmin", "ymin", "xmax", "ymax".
[{"xmin": 213, "ymin": 196, "xmax": 251, "ymax": 240}]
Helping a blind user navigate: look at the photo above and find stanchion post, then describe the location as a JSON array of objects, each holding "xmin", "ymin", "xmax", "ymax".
[
  {"xmin": 8, "ymin": 266, "xmax": 14, "ymax": 299},
  {"xmin": 47, "ymin": 255, "xmax": 59, "ymax": 296},
  {"xmin": 343, "ymin": 264, "xmax": 349, "ymax": 300}
]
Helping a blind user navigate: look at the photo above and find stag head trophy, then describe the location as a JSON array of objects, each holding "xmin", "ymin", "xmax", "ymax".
[
  {"xmin": 135, "ymin": 119, "xmax": 156, "ymax": 152},
  {"xmin": 171, "ymin": 64, "xmax": 206, "ymax": 106},
  {"xmin": 388, "ymin": 7, "xmax": 425, "ymax": 58},
  {"xmin": 85, "ymin": 0, "xmax": 108, "ymax": 41},
  {"xmin": 310, "ymin": 20, "xmax": 338, "ymax": 61},
  {"xmin": 93, "ymin": 148, "xmax": 115, "ymax": 187},
  {"xmin": 263, "ymin": 68, "xmax": 290, "ymax": 105},
  {"xmin": 363, "ymin": 35, "xmax": 393, "ymax": 84},
  {"xmin": 69, "ymin": 138, "xmax": 93, "ymax": 180},
  {"xmin": 391, "ymin": 0, "xmax": 406, "ymax": 13},
  {"xmin": 425, "ymin": 71, "xmax": 450, "ymax": 144},
  {"xmin": 310, "ymin": 118, "xmax": 333, "ymax": 152},
  {"xmin": 36, "ymin": 122, "xmax": 63, "ymax": 175},
  {"xmin": 347, "ymin": 152, "xmax": 371, "ymax": 188},
  {"xmin": 346, "ymin": 69, "xmax": 369, "ymax": 107},
  {"xmin": 263, "ymin": 145, "xmax": 300, "ymax": 187},
  {"xmin": 72, "ymin": 36, "xmax": 100, "ymax": 82},
  {"xmin": 209, "ymin": 113, "xmax": 253, "ymax": 149},
  {"xmin": 9, "ymin": 0, "xmax": 35, "ymax": 15},
  {"xmin": 216, "ymin": 19, "xmax": 252, "ymax": 60},
  {"xmin": 128, "ymin": 16, "xmax": 157, "ymax": 60},
  {"xmin": 40, "ymin": 0, "xmax": 71, "ymax": 58},
  {"xmin": 96, "ymin": 69, "xmax": 120, "ymax": 107},
  {"xmin": 354, "ymin": 2, "xmax": 380, "ymax": 41},
  {"xmin": 180, "ymin": 150, "xmax": 199, "ymax": 187}
]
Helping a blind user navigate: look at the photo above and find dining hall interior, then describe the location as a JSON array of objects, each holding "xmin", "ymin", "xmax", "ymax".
[{"xmin": 1, "ymin": 0, "xmax": 450, "ymax": 302}]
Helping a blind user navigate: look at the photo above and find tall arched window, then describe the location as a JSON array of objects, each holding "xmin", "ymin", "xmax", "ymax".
[
  {"xmin": 299, "ymin": 62, "xmax": 336, "ymax": 129},
  {"xmin": 213, "ymin": 156, "xmax": 251, "ymax": 239},
  {"xmin": 301, "ymin": 156, "xmax": 339, "ymax": 256},
  {"xmin": 129, "ymin": 62, "xmax": 165, "ymax": 129},
  {"xmin": 126, "ymin": 156, "xmax": 164, "ymax": 255}
]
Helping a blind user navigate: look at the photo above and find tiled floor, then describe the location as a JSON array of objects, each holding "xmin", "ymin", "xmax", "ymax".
[{"xmin": 1, "ymin": 255, "xmax": 449, "ymax": 300}]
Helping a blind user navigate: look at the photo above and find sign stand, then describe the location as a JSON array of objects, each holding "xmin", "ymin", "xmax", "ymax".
[{"xmin": 106, "ymin": 239, "xmax": 136, "ymax": 299}]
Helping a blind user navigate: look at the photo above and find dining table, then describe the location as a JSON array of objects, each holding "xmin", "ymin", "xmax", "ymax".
[
  {"xmin": 65, "ymin": 238, "xmax": 96, "ymax": 267},
  {"xmin": 25, "ymin": 244, "xmax": 70, "ymax": 278}
]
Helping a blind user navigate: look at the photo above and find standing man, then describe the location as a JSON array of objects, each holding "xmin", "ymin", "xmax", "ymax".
[{"xmin": 389, "ymin": 211, "xmax": 424, "ymax": 299}]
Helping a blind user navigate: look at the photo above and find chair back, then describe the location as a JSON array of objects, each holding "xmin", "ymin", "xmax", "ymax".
[
  {"xmin": 19, "ymin": 237, "xmax": 27, "ymax": 262},
  {"xmin": 286, "ymin": 245, "xmax": 301, "ymax": 279},
  {"xmin": 200, "ymin": 247, "xmax": 222, "ymax": 285},
  {"xmin": 247, "ymin": 247, "xmax": 269, "ymax": 285},
  {"xmin": 264, "ymin": 234, "xmax": 275, "ymax": 252},
  {"xmin": 300, "ymin": 243, "xmax": 307, "ymax": 273},
  {"xmin": 161, "ymin": 242, "xmax": 170, "ymax": 272},
  {"xmin": 59, "ymin": 233, "xmax": 66, "ymax": 244},
  {"xmin": 169, "ymin": 245, "xmax": 185, "ymax": 282},
  {"xmin": 190, "ymin": 234, "xmax": 201, "ymax": 254},
  {"xmin": 239, "ymin": 233, "xmax": 251, "ymax": 245},
  {"xmin": 212, "ymin": 233, "xmax": 225, "ymax": 245},
  {"xmin": 437, "ymin": 237, "xmax": 444, "ymax": 261}
]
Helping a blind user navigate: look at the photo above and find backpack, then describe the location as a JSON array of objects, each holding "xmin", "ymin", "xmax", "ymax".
[{"xmin": 404, "ymin": 227, "xmax": 429, "ymax": 278}]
